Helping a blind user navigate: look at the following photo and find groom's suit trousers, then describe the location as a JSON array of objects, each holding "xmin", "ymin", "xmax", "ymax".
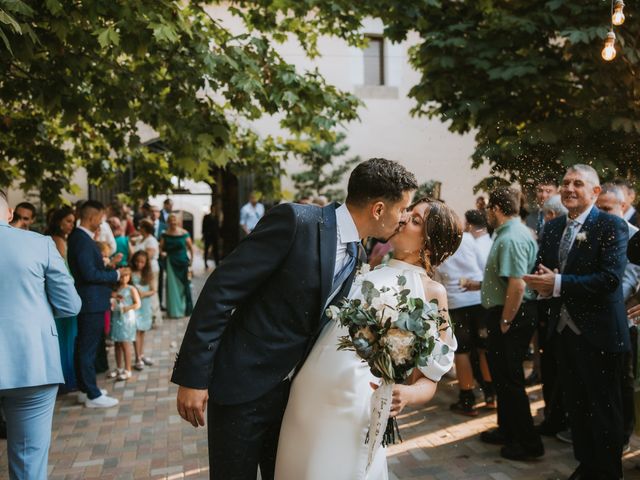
[{"xmin": 208, "ymin": 380, "xmax": 290, "ymax": 480}]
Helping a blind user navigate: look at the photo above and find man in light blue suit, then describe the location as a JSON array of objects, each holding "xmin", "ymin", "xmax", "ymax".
[{"xmin": 0, "ymin": 190, "xmax": 82, "ymax": 480}]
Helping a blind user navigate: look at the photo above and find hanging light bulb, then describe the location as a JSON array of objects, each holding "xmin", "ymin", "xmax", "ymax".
[
  {"xmin": 602, "ymin": 31, "xmax": 617, "ymax": 61},
  {"xmin": 612, "ymin": 0, "xmax": 625, "ymax": 26}
]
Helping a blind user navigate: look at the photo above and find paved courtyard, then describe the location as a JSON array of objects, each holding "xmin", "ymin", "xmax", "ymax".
[{"xmin": 2, "ymin": 266, "xmax": 640, "ymax": 479}]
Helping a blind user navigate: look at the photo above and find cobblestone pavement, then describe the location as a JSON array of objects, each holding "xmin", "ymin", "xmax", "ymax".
[{"xmin": 2, "ymin": 266, "xmax": 640, "ymax": 479}]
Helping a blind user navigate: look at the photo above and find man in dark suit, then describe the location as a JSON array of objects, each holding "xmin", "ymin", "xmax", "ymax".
[
  {"xmin": 525, "ymin": 175, "xmax": 559, "ymax": 238},
  {"xmin": 201, "ymin": 205, "xmax": 219, "ymax": 268},
  {"xmin": 172, "ymin": 158, "xmax": 417, "ymax": 480},
  {"xmin": 524, "ymin": 164, "xmax": 630, "ymax": 480},
  {"xmin": 68, "ymin": 200, "xmax": 122, "ymax": 408}
]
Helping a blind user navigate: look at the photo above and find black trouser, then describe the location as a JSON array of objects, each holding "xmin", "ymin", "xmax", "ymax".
[
  {"xmin": 486, "ymin": 302, "xmax": 542, "ymax": 450},
  {"xmin": 158, "ymin": 264, "xmax": 165, "ymax": 307},
  {"xmin": 204, "ymin": 236, "xmax": 219, "ymax": 266},
  {"xmin": 622, "ymin": 325, "xmax": 637, "ymax": 445},
  {"xmin": 559, "ymin": 328, "xmax": 624, "ymax": 479},
  {"xmin": 538, "ymin": 300, "xmax": 567, "ymax": 432},
  {"xmin": 74, "ymin": 312, "xmax": 106, "ymax": 400},
  {"xmin": 208, "ymin": 380, "xmax": 290, "ymax": 480}
]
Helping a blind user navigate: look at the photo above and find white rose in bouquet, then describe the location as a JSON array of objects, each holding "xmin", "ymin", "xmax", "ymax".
[{"xmin": 380, "ymin": 328, "xmax": 415, "ymax": 365}]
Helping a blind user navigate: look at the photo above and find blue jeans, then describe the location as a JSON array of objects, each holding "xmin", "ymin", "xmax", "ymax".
[
  {"xmin": 0, "ymin": 385, "xmax": 58, "ymax": 480},
  {"xmin": 74, "ymin": 312, "xmax": 105, "ymax": 399}
]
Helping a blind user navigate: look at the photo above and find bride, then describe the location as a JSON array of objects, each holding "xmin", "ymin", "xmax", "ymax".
[{"xmin": 274, "ymin": 198, "xmax": 462, "ymax": 480}]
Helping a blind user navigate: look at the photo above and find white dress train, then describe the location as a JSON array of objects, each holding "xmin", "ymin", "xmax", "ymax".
[{"xmin": 274, "ymin": 259, "xmax": 457, "ymax": 480}]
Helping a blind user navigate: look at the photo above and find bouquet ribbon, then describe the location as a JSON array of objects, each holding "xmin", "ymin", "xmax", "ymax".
[{"xmin": 366, "ymin": 381, "xmax": 394, "ymax": 471}]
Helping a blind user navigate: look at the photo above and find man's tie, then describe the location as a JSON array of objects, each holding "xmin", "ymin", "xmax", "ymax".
[
  {"xmin": 332, "ymin": 242, "xmax": 359, "ymax": 293},
  {"xmin": 537, "ymin": 211, "xmax": 544, "ymax": 235},
  {"xmin": 559, "ymin": 220, "xmax": 579, "ymax": 272}
]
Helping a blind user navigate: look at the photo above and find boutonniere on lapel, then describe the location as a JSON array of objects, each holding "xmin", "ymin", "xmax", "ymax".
[{"xmin": 575, "ymin": 231, "xmax": 588, "ymax": 244}]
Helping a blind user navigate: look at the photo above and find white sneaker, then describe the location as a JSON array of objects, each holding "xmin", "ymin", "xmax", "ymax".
[
  {"xmin": 85, "ymin": 394, "xmax": 119, "ymax": 408},
  {"xmin": 77, "ymin": 389, "xmax": 108, "ymax": 404}
]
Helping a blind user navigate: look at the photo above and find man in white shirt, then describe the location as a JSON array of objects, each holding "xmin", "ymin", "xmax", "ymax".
[{"xmin": 239, "ymin": 192, "xmax": 265, "ymax": 235}]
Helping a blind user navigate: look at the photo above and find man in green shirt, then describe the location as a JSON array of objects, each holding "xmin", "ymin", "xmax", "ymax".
[{"xmin": 479, "ymin": 186, "xmax": 544, "ymax": 461}]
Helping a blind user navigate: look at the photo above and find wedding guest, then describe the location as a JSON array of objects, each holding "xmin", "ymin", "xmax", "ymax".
[
  {"xmin": 525, "ymin": 176, "xmax": 558, "ymax": 238},
  {"xmin": 108, "ymin": 267, "xmax": 140, "ymax": 381},
  {"xmin": 368, "ymin": 240, "xmax": 393, "ymax": 268},
  {"xmin": 0, "ymin": 190, "xmax": 81, "ymax": 480},
  {"xmin": 435, "ymin": 226, "xmax": 494, "ymax": 416},
  {"xmin": 596, "ymin": 183, "xmax": 640, "ymax": 452},
  {"xmin": 108, "ymin": 216, "xmax": 132, "ymax": 267},
  {"xmin": 45, "ymin": 206, "xmax": 79, "ymax": 393},
  {"xmin": 131, "ymin": 251, "xmax": 155, "ymax": 370},
  {"xmin": 68, "ymin": 200, "xmax": 121, "ymax": 408},
  {"xmin": 240, "ymin": 192, "xmax": 265, "ymax": 235},
  {"xmin": 524, "ymin": 165, "xmax": 629, "ymax": 479},
  {"xmin": 202, "ymin": 206, "xmax": 220, "ymax": 269},
  {"xmin": 9, "ymin": 201, "xmax": 37, "ymax": 231},
  {"xmin": 96, "ymin": 241, "xmax": 116, "ymax": 375},
  {"xmin": 134, "ymin": 202, "xmax": 153, "ymax": 229},
  {"xmin": 476, "ymin": 195, "xmax": 487, "ymax": 211},
  {"xmin": 120, "ymin": 203, "xmax": 136, "ymax": 236},
  {"xmin": 615, "ymin": 178, "xmax": 639, "ymax": 227},
  {"xmin": 93, "ymin": 211, "xmax": 117, "ymax": 254},
  {"xmin": 465, "ymin": 209, "xmax": 492, "ymax": 269},
  {"xmin": 134, "ymin": 219, "xmax": 161, "ymax": 325},
  {"xmin": 541, "ymin": 194, "xmax": 568, "ymax": 223},
  {"xmin": 480, "ymin": 186, "xmax": 543, "ymax": 461},
  {"xmin": 160, "ymin": 213, "xmax": 193, "ymax": 319},
  {"xmin": 157, "ymin": 199, "xmax": 172, "ymax": 309},
  {"xmin": 534, "ymin": 194, "xmax": 569, "ymax": 438}
]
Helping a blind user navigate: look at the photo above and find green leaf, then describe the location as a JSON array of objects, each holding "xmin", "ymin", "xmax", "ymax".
[{"xmin": 45, "ymin": 0, "xmax": 63, "ymax": 15}]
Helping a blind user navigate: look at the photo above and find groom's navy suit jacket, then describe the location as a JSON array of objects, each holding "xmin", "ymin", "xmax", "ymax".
[
  {"xmin": 537, "ymin": 206, "xmax": 630, "ymax": 353},
  {"xmin": 171, "ymin": 202, "xmax": 360, "ymax": 405}
]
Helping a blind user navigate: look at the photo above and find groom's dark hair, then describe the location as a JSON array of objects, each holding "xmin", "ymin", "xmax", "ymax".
[{"xmin": 346, "ymin": 158, "xmax": 417, "ymax": 207}]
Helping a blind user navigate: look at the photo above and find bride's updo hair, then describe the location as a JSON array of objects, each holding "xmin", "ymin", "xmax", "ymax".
[{"xmin": 410, "ymin": 198, "xmax": 463, "ymax": 274}]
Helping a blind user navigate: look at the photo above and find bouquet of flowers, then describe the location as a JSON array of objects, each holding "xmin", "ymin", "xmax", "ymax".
[{"xmin": 326, "ymin": 274, "xmax": 450, "ymax": 467}]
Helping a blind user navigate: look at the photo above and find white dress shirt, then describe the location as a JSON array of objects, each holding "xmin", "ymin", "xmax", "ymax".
[
  {"xmin": 327, "ymin": 204, "xmax": 361, "ymax": 304},
  {"xmin": 434, "ymin": 232, "xmax": 483, "ymax": 310},
  {"xmin": 553, "ymin": 204, "xmax": 595, "ymax": 334},
  {"xmin": 474, "ymin": 232, "xmax": 493, "ymax": 272},
  {"xmin": 624, "ymin": 205, "xmax": 637, "ymax": 222}
]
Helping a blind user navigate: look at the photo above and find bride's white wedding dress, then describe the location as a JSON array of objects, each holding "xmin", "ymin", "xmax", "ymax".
[{"xmin": 274, "ymin": 259, "xmax": 457, "ymax": 480}]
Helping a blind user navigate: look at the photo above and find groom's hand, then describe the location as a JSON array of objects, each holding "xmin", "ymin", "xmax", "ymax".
[{"xmin": 177, "ymin": 386, "xmax": 208, "ymax": 427}]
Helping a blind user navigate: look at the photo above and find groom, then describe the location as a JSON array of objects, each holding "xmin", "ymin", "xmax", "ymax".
[{"xmin": 172, "ymin": 158, "xmax": 417, "ymax": 480}]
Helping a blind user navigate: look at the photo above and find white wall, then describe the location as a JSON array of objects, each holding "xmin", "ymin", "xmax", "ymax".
[{"xmin": 205, "ymin": 6, "xmax": 489, "ymax": 216}]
